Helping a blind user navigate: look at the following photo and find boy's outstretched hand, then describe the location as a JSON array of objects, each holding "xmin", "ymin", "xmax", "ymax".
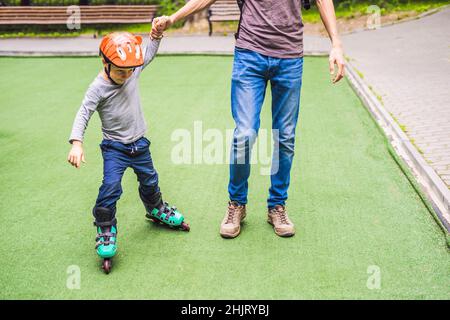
[
  {"xmin": 67, "ymin": 140, "xmax": 86, "ymax": 169},
  {"xmin": 151, "ymin": 15, "xmax": 172, "ymax": 40}
]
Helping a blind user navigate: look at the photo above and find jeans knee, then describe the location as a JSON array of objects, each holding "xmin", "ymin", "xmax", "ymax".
[
  {"xmin": 232, "ymin": 127, "xmax": 259, "ymax": 164},
  {"xmin": 99, "ymin": 180, "xmax": 123, "ymax": 196},
  {"xmin": 95, "ymin": 180, "xmax": 123, "ymax": 209},
  {"xmin": 138, "ymin": 174, "xmax": 159, "ymax": 188},
  {"xmin": 233, "ymin": 127, "xmax": 258, "ymax": 149},
  {"xmin": 277, "ymin": 135, "xmax": 296, "ymax": 156}
]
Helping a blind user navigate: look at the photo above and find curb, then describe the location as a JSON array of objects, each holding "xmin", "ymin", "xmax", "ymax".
[{"xmin": 345, "ymin": 61, "xmax": 450, "ymax": 236}]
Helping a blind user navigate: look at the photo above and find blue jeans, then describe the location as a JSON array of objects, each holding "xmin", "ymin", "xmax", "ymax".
[
  {"xmin": 228, "ymin": 47, "xmax": 303, "ymax": 208},
  {"xmin": 94, "ymin": 136, "xmax": 159, "ymax": 217}
]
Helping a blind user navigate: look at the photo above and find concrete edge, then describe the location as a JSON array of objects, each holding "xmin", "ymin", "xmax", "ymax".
[{"xmin": 345, "ymin": 61, "xmax": 450, "ymax": 234}]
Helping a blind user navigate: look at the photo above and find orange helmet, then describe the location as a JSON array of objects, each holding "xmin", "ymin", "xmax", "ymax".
[{"xmin": 99, "ymin": 32, "xmax": 144, "ymax": 68}]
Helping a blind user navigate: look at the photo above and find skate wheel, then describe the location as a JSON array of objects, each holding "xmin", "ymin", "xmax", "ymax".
[
  {"xmin": 181, "ymin": 222, "xmax": 190, "ymax": 232},
  {"xmin": 102, "ymin": 258, "xmax": 112, "ymax": 274},
  {"xmin": 150, "ymin": 217, "xmax": 160, "ymax": 224}
]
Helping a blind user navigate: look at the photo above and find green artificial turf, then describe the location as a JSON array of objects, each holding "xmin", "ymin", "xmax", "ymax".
[{"xmin": 0, "ymin": 56, "xmax": 448, "ymax": 299}]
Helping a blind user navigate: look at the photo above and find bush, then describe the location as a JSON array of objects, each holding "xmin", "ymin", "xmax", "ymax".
[
  {"xmin": 337, "ymin": 0, "xmax": 356, "ymax": 11},
  {"xmin": 157, "ymin": 0, "xmax": 182, "ymax": 15},
  {"xmin": 156, "ymin": 0, "xmax": 185, "ymax": 28}
]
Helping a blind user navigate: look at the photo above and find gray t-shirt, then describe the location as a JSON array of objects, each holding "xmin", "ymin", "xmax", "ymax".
[
  {"xmin": 69, "ymin": 38, "xmax": 160, "ymax": 144},
  {"xmin": 235, "ymin": 0, "xmax": 304, "ymax": 59}
]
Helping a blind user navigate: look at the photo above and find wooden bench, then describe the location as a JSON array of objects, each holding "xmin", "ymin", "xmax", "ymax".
[
  {"xmin": 207, "ymin": 0, "xmax": 240, "ymax": 36},
  {"xmin": 0, "ymin": 5, "xmax": 159, "ymax": 25}
]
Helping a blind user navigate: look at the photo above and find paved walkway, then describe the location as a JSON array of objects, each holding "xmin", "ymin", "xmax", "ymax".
[
  {"xmin": 342, "ymin": 7, "xmax": 450, "ymax": 188},
  {"xmin": 0, "ymin": 35, "xmax": 329, "ymax": 56}
]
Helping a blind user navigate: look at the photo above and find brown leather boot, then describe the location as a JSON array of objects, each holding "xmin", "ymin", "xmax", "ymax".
[
  {"xmin": 267, "ymin": 205, "xmax": 295, "ymax": 237},
  {"xmin": 220, "ymin": 201, "xmax": 246, "ymax": 238}
]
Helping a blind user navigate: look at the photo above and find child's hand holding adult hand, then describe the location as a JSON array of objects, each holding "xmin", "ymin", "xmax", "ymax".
[
  {"xmin": 151, "ymin": 15, "xmax": 172, "ymax": 40},
  {"xmin": 68, "ymin": 140, "xmax": 86, "ymax": 169}
]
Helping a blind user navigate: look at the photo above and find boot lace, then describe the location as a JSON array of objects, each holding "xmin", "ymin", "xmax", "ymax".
[
  {"xmin": 226, "ymin": 202, "xmax": 239, "ymax": 223},
  {"xmin": 273, "ymin": 206, "xmax": 288, "ymax": 224}
]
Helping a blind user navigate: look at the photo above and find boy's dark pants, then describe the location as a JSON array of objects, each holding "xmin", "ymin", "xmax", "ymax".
[{"xmin": 93, "ymin": 137, "xmax": 161, "ymax": 224}]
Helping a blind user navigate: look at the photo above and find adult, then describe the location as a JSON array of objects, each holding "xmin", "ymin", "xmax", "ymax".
[{"xmin": 152, "ymin": 0, "xmax": 345, "ymax": 238}]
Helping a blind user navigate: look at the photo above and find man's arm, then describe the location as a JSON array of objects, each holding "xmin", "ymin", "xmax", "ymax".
[
  {"xmin": 170, "ymin": 0, "xmax": 217, "ymax": 25},
  {"xmin": 316, "ymin": 0, "xmax": 345, "ymax": 83},
  {"xmin": 151, "ymin": 0, "xmax": 217, "ymax": 38}
]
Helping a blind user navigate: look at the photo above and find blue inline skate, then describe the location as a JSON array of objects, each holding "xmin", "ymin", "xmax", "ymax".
[
  {"xmin": 93, "ymin": 207, "xmax": 118, "ymax": 274},
  {"xmin": 140, "ymin": 190, "xmax": 190, "ymax": 231},
  {"xmin": 146, "ymin": 202, "xmax": 190, "ymax": 231}
]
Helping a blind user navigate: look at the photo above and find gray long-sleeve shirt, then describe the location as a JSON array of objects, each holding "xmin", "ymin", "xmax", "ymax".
[{"xmin": 69, "ymin": 38, "xmax": 161, "ymax": 144}]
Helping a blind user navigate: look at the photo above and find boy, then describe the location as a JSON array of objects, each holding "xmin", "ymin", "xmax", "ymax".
[{"xmin": 67, "ymin": 30, "xmax": 189, "ymax": 274}]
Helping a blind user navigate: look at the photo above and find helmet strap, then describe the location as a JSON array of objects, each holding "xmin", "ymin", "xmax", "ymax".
[{"xmin": 104, "ymin": 63, "xmax": 120, "ymax": 86}]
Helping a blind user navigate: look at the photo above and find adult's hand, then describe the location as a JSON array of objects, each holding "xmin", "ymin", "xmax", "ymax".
[
  {"xmin": 315, "ymin": 0, "xmax": 345, "ymax": 83},
  {"xmin": 329, "ymin": 44, "xmax": 345, "ymax": 83},
  {"xmin": 151, "ymin": 15, "xmax": 173, "ymax": 40}
]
